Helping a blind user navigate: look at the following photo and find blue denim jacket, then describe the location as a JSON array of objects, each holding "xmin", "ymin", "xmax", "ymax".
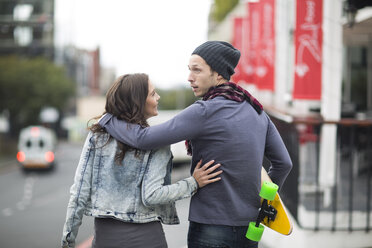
[{"xmin": 61, "ymin": 132, "xmax": 197, "ymax": 248}]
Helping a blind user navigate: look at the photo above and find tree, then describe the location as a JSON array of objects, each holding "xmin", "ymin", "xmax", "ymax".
[
  {"xmin": 0, "ymin": 56, "xmax": 75, "ymax": 136},
  {"xmin": 157, "ymin": 87, "xmax": 197, "ymax": 110},
  {"xmin": 211, "ymin": 0, "xmax": 239, "ymax": 22}
]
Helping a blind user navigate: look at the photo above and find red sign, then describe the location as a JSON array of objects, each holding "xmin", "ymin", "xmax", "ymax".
[
  {"xmin": 232, "ymin": 17, "xmax": 245, "ymax": 83},
  {"xmin": 256, "ymin": 0, "xmax": 275, "ymax": 90},
  {"xmin": 241, "ymin": 16, "xmax": 251, "ymax": 84},
  {"xmin": 247, "ymin": 2, "xmax": 261, "ymax": 86},
  {"xmin": 293, "ymin": 0, "xmax": 323, "ymax": 100}
]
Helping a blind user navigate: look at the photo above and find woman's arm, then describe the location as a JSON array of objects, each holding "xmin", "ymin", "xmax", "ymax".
[
  {"xmin": 61, "ymin": 133, "xmax": 95, "ymax": 248},
  {"xmin": 99, "ymin": 102, "xmax": 207, "ymax": 150},
  {"xmin": 141, "ymin": 147, "xmax": 222, "ymax": 207}
]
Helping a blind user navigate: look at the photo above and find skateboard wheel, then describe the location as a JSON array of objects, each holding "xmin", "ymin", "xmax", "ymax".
[
  {"xmin": 246, "ymin": 222, "xmax": 265, "ymax": 241},
  {"xmin": 259, "ymin": 181, "xmax": 278, "ymax": 201}
]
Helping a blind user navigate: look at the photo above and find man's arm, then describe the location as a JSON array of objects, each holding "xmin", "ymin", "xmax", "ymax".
[
  {"xmin": 99, "ymin": 102, "xmax": 207, "ymax": 150},
  {"xmin": 264, "ymin": 118, "xmax": 293, "ymax": 189}
]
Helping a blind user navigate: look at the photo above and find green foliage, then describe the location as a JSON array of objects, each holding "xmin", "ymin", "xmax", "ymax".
[
  {"xmin": 0, "ymin": 55, "xmax": 75, "ymax": 135},
  {"xmin": 157, "ymin": 87, "xmax": 197, "ymax": 110},
  {"xmin": 212, "ymin": 0, "xmax": 239, "ymax": 22}
]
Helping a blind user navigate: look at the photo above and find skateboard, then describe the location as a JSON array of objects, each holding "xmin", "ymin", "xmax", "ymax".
[{"xmin": 246, "ymin": 167, "xmax": 293, "ymax": 241}]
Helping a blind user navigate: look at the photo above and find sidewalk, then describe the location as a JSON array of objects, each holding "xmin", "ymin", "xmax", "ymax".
[
  {"xmin": 0, "ymin": 156, "xmax": 16, "ymax": 170},
  {"xmin": 0, "ymin": 135, "xmax": 17, "ymax": 170}
]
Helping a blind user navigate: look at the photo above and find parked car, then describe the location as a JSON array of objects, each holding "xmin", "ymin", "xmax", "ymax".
[{"xmin": 16, "ymin": 125, "xmax": 57, "ymax": 170}]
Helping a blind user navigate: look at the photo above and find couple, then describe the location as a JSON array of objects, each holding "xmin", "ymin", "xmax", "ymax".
[{"xmin": 61, "ymin": 41, "xmax": 292, "ymax": 248}]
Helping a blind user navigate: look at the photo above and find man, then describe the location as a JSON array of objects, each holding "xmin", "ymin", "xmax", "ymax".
[{"xmin": 99, "ymin": 41, "xmax": 292, "ymax": 248}]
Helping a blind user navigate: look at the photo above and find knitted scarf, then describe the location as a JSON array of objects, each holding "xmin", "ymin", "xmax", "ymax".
[{"xmin": 185, "ymin": 82, "xmax": 263, "ymax": 155}]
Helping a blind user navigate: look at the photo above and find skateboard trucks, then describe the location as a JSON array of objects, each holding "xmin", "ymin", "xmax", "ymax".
[
  {"xmin": 246, "ymin": 181, "xmax": 279, "ymax": 241},
  {"xmin": 257, "ymin": 198, "xmax": 277, "ymax": 224}
]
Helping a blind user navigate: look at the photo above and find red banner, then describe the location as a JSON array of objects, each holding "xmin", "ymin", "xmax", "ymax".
[
  {"xmin": 240, "ymin": 16, "xmax": 251, "ymax": 84},
  {"xmin": 232, "ymin": 17, "xmax": 246, "ymax": 83},
  {"xmin": 293, "ymin": 0, "xmax": 323, "ymax": 100},
  {"xmin": 247, "ymin": 2, "xmax": 260, "ymax": 86},
  {"xmin": 256, "ymin": 0, "xmax": 275, "ymax": 90}
]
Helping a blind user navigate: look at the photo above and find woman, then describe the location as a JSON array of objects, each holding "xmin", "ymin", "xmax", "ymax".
[{"xmin": 61, "ymin": 73, "xmax": 222, "ymax": 248}]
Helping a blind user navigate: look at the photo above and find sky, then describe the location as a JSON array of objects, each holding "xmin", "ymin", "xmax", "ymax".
[{"xmin": 55, "ymin": 0, "xmax": 212, "ymax": 89}]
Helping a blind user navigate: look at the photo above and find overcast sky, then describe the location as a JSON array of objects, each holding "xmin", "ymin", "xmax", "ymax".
[{"xmin": 55, "ymin": 0, "xmax": 212, "ymax": 89}]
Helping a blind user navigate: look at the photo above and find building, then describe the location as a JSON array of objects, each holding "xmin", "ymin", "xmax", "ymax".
[
  {"xmin": 0, "ymin": 0, "xmax": 54, "ymax": 59},
  {"xmin": 208, "ymin": 0, "xmax": 372, "ymax": 247},
  {"xmin": 61, "ymin": 46, "xmax": 101, "ymax": 97},
  {"xmin": 58, "ymin": 45, "xmax": 117, "ymax": 141}
]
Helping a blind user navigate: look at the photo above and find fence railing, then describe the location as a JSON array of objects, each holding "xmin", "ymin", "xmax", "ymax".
[{"xmin": 267, "ymin": 109, "xmax": 372, "ymax": 232}]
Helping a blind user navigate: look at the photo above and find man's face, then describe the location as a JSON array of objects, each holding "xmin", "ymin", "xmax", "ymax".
[{"xmin": 188, "ymin": 54, "xmax": 218, "ymax": 97}]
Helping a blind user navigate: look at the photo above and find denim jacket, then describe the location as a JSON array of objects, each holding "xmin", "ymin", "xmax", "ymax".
[{"xmin": 61, "ymin": 132, "xmax": 197, "ymax": 248}]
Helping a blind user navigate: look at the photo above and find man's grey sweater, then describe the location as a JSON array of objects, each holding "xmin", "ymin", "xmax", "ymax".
[{"xmin": 99, "ymin": 96, "xmax": 292, "ymax": 226}]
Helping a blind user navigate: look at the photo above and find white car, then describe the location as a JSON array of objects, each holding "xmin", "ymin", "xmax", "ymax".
[{"xmin": 16, "ymin": 125, "xmax": 57, "ymax": 170}]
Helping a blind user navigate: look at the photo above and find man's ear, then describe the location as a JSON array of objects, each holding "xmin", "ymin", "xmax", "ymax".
[{"xmin": 217, "ymin": 74, "xmax": 228, "ymax": 84}]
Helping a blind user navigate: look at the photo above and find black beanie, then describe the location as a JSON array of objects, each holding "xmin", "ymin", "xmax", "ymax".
[{"xmin": 192, "ymin": 41, "xmax": 241, "ymax": 81}]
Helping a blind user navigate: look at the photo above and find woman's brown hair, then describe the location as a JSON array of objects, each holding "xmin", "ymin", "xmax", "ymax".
[{"xmin": 89, "ymin": 73, "xmax": 150, "ymax": 164}]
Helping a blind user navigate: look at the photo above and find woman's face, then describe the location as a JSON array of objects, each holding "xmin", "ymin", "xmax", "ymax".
[{"xmin": 144, "ymin": 80, "xmax": 160, "ymax": 119}]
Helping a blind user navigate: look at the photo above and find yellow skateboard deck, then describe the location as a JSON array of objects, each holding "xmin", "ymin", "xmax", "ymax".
[{"xmin": 260, "ymin": 167, "xmax": 293, "ymax": 235}]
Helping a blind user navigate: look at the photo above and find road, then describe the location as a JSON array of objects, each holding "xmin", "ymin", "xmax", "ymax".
[{"xmin": 0, "ymin": 141, "xmax": 191, "ymax": 248}]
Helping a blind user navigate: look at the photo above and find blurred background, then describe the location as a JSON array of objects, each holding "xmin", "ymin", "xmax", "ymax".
[{"xmin": 1, "ymin": 0, "xmax": 372, "ymax": 247}]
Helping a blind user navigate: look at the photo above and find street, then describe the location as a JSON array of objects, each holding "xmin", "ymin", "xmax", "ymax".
[{"xmin": 0, "ymin": 141, "xmax": 191, "ymax": 248}]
